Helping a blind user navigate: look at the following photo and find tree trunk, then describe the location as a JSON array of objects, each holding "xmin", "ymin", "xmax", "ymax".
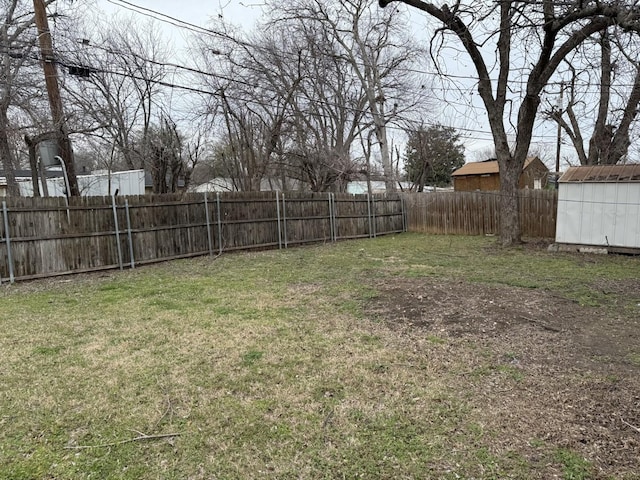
[
  {"xmin": 375, "ymin": 124, "xmax": 396, "ymax": 192},
  {"xmin": 0, "ymin": 109, "xmax": 19, "ymax": 196},
  {"xmin": 25, "ymin": 135, "xmax": 41, "ymax": 197},
  {"xmin": 498, "ymin": 157, "xmax": 522, "ymax": 246}
]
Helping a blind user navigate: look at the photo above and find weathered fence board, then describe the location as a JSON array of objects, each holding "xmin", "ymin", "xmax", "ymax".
[
  {"xmin": 0, "ymin": 192, "xmax": 404, "ymax": 282},
  {"xmin": 404, "ymin": 190, "xmax": 557, "ymax": 238}
]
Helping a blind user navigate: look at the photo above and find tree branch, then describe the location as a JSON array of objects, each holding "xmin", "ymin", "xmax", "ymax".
[{"xmin": 64, "ymin": 432, "xmax": 181, "ymax": 450}]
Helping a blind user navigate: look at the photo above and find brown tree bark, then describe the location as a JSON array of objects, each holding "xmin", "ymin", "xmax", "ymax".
[
  {"xmin": 498, "ymin": 159, "xmax": 523, "ymax": 246},
  {"xmin": 24, "ymin": 135, "xmax": 40, "ymax": 197},
  {"xmin": 0, "ymin": 108, "xmax": 20, "ymax": 197}
]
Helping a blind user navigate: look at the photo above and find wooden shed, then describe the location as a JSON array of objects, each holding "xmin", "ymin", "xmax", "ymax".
[
  {"xmin": 555, "ymin": 164, "xmax": 640, "ymax": 251},
  {"xmin": 452, "ymin": 156, "xmax": 549, "ymax": 191}
]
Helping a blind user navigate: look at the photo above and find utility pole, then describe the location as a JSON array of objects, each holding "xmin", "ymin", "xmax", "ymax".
[{"xmin": 33, "ymin": 0, "xmax": 79, "ymax": 196}]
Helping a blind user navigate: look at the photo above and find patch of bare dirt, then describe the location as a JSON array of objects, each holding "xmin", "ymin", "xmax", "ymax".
[
  {"xmin": 592, "ymin": 277, "xmax": 640, "ymax": 298},
  {"xmin": 365, "ymin": 277, "xmax": 640, "ymax": 479}
]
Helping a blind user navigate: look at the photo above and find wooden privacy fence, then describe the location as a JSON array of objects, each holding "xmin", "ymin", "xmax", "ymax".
[
  {"xmin": 404, "ymin": 190, "xmax": 557, "ymax": 238},
  {"xmin": 0, "ymin": 192, "xmax": 406, "ymax": 283}
]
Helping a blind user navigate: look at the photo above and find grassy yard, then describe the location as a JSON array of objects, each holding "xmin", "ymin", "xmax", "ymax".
[{"xmin": 1, "ymin": 233, "xmax": 639, "ymax": 479}]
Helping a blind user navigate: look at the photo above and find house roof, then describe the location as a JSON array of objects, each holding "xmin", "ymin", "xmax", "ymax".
[
  {"xmin": 1, "ymin": 169, "xmax": 63, "ymax": 178},
  {"xmin": 0, "ymin": 169, "xmax": 63, "ymax": 186},
  {"xmin": 452, "ymin": 157, "xmax": 541, "ymax": 177},
  {"xmin": 559, "ymin": 164, "xmax": 640, "ymax": 183}
]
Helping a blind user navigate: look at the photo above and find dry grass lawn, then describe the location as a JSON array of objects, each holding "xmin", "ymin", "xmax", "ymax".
[{"xmin": 1, "ymin": 233, "xmax": 639, "ymax": 479}]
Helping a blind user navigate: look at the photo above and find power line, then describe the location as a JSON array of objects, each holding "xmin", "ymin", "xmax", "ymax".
[
  {"xmin": 0, "ymin": 41, "xmax": 614, "ymax": 144},
  {"xmin": 96, "ymin": 0, "xmax": 509, "ymax": 84},
  {"xmin": 3, "ymin": 5, "xmax": 614, "ymax": 145},
  {"xmin": 42, "ymin": 39, "xmax": 570, "ymax": 142},
  {"xmin": 100, "ymin": 0, "xmax": 640, "ymax": 91},
  {"xmin": 2, "ymin": 47, "xmax": 552, "ymax": 143},
  {"xmin": 12, "ymin": 36, "xmax": 640, "ymax": 95},
  {"xmin": 104, "ymin": 0, "xmax": 226, "ymax": 38}
]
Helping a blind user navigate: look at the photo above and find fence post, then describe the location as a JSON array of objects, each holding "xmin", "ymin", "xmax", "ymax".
[
  {"xmin": 2, "ymin": 201, "xmax": 14, "ymax": 283},
  {"xmin": 216, "ymin": 192, "xmax": 223, "ymax": 255},
  {"xmin": 276, "ymin": 192, "xmax": 283, "ymax": 249},
  {"xmin": 282, "ymin": 193, "xmax": 288, "ymax": 248},
  {"xmin": 124, "ymin": 199, "xmax": 135, "ymax": 269},
  {"xmin": 401, "ymin": 195, "xmax": 407, "ymax": 232},
  {"xmin": 333, "ymin": 193, "xmax": 340, "ymax": 241},
  {"xmin": 371, "ymin": 194, "xmax": 377, "ymax": 238},
  {"xmin": 327, "ymin": 192, "xmax": 334, "ymax": 242},
  {"xmin": 204, "ymin": 193, "xmax": 213, "ymax": 256},
  {"xmin": 111, "ymin": 195, "xmax": 123, "ymax": 270},
  {"xmin": 366, "ymin": 193, "xmax": 373, "ymax": 238}
]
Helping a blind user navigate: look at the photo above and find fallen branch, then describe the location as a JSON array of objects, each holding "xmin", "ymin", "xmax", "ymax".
[
  {"xmin": 152, "ymin": 395, "xmax": 175, "ymax": 432},
  {"xmin": 322, "ymin": 410, "xmax": 334, "ymax": 430},
  {"xmin": 520, "ymin": 316, "xmax": 562, "ymax": 333},
  {"xmin": 621, "ymin": 417, "xmax": 640, "ymax": 435},
  {"xmin": 531, "ymin": 320, "xmax": 562, "ymax": 333},
  {"xmin": 65, "ymin": 432, "xmax": 181, "ymax": 449}
]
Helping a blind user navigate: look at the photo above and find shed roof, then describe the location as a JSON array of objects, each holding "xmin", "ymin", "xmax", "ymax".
[
  {"xmin": 452, "ymin": 157, "xmax": 539, "ymax": 176},
  {"xmin": 559, "ymin": 164, "xmax": 640, "ymax": 183}
]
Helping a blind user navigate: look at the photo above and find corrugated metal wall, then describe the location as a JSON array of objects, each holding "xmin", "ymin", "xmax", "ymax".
[{"xmin": 556, "ymin": 182, "xmax": 640, "ymax": 248}]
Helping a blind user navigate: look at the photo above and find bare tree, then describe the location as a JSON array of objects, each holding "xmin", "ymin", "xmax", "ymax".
[
  {"xmin": 194, "ymin": 25, "xmax": 303, "ymax": 191},
  {"xmin": 61, "ymin": 17, "xmax": 171, "ymax": 172},
  {"xmin": 217, "ymin": 86, "xmax": 291, "ymax": 191},
  {"xmin": 274, "ymin": 0, "xmax": 424, "ymax": 192},
  {"xmin": 380, "ymin": 0, "xmax": 640, "ymax": 245},
  {"xmin": 182, "ymin": 128, "xmax": 208, "ymax": 191},
  {"xmin": 139, "ymin": 117, "xmax": 182, "ymax": 193},
  {"xmin": 0, "ymin": 0, "xmax": 56, "ymax": 195},
  {"xmin": 268, "ymin": 12, "xmax": 369, "ymax": 191},
  {"xmin": 190, "ymin": 1, "xmax": 426, "ymax": 192},
  {"xmin": 546, "ymin": 29, "xmax": 640, "ymax": 165}
]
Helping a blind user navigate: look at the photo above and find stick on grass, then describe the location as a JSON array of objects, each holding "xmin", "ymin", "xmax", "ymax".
[{"xmin": 65, "ymin": 432, "xmax": 181, "ymax": 450}]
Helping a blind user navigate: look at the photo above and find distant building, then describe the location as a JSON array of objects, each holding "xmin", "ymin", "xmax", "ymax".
[
  {"xmin": 346, "ymin": 181, "xmax": 414, "ymax": 194},
  {"xmin": 0, "ymin": 169, "xmax": 62, "ymax": 197},
  {"xmin": 15, "ymin": 169, "xmax": 145, "ymax": 197},
  {"xmin": 452, "ymin": 156, "xmax": 549, "ymax": 191},
  {"xmin": 189, "ymin": 177, "xmax": 303, "ymax": 193},
  {"xmin": 191, "ymin": 178, "xmax": 237, "ymax": 193}
]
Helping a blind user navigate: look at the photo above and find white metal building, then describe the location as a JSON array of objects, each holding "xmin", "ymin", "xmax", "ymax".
[
  {"xmin": 17, "ymin": 169, "xmax": 145, "ymax": 197},
  {"xmin": 555, "ymin": 164, "xmax": 640, "ymax": 251}
]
